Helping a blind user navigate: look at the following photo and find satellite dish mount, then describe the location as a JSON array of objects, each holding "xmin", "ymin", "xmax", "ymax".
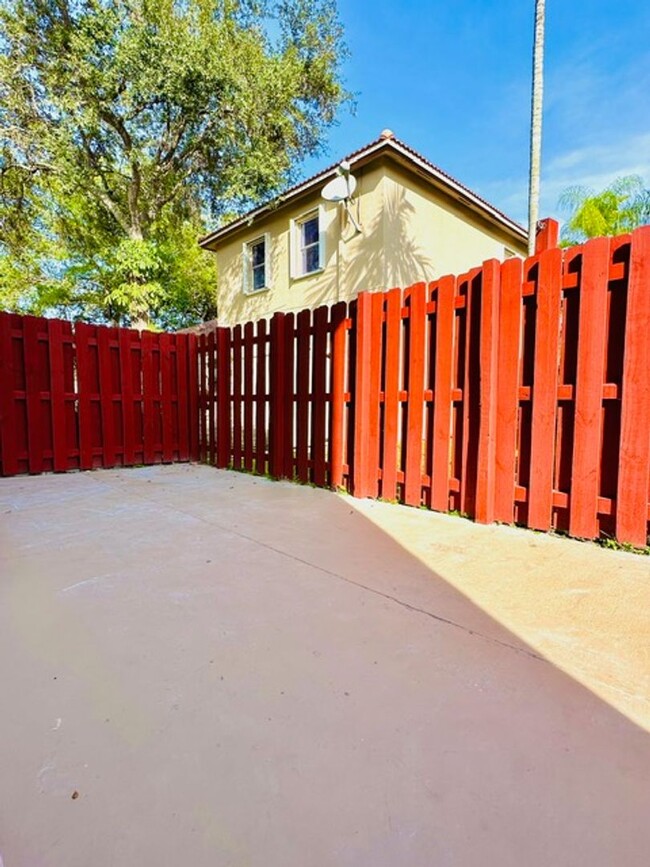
[{"xmin": 321, "ymin": 161, "xmax": 362, "ymax": 234}]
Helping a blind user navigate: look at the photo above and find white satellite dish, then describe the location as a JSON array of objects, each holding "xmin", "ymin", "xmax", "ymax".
[
  {"xmin": 322, "ymin": 172, "xmax": 357, "ymax": 202},
  {"xmin": 322, "ymin": 161, "xmax": 362, "ymax": 234}
]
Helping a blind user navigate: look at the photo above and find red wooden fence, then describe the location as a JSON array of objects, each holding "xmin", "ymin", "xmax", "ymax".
[
  {"xmin": 198, "ymin": 225, "xmax": 650, "ymax": 548},
  {"xmin": 0, "ymin": 314, "xmax": 199, "ymax": 475},
  {"xmin": 2, "ymin": 225, "xmax": 650, "ymax": 548},
  {"xmin": 198, "ymin": 301, "xmax": 352, "ymax": 488}
]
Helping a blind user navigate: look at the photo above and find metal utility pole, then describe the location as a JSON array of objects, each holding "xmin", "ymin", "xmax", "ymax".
[{"xmin": 528, "ymin": 0, "xmax": 546, "ymax": 255}]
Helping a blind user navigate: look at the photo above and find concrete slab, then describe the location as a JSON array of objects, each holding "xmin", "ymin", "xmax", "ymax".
[{"xmin": 0, "ymin": 464, "xmax": 649, "ymax": 867}]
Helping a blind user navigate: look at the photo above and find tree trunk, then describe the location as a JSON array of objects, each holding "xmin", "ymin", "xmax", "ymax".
[
  {"xmin": 528, "ymin": 0, "xmax": 546, "ymax": 256},
  {"xmin": 128, "ymin": 223, "xmax": 150, "ymax": 331}
]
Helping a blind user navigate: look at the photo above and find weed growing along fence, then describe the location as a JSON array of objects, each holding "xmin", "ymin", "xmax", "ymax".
[{"xmin": 2, "ymin": 225, "xmax": 649, "ymax": 547}]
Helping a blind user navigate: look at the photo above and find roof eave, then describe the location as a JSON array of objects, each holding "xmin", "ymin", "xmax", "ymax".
[
  {"xmin": 383, "ymin": 140, "xmax": 527, "ymax": 242},
  {"xmin": 198, "ymin": 138, "xmax": 390, "ymax": 250},
  {"xmin": 198, "ymin": 137, "xmax": 528, "ymax": 250},
  {"xmin": 198, "ymin": 167, "xmax": 338, "ymax": 250}
]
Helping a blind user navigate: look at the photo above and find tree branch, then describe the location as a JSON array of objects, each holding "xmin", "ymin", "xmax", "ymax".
[
  {"xmin": 151, "ymin": 176, "xmax": 187, "ymax": 220},
  {"xmin": 77, "ymin": 131, "xmax": 130, "ymax": 233},
  {"xmin": 98, "ymin": 107, "xmax": 133, "ymax": 152}
]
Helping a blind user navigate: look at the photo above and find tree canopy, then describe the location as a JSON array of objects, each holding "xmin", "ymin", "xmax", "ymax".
[
  {"xmin": 558, "ymin": 175, "xmax": 650, "ymax": 246},
  {"xmin": 0, "ymin": 0, "xmax": 349, "ymax": 326}
]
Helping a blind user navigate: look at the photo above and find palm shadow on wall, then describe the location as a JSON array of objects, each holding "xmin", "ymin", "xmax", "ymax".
[{"xmin": 344, "ymin": 183, "xmax": 436, "ymax": 295}]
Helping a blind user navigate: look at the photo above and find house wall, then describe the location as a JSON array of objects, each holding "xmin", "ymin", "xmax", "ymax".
[
  {"xmin": 378, "ymin": 162, "xmax": 527, "ymax": 289},
  {"xmin": 215, "ymin": 164, "xmax": 387, "ymax": 326},
  {"xmin": 213, "ymin": 159, "xmax": 527, "ymax": 327}
]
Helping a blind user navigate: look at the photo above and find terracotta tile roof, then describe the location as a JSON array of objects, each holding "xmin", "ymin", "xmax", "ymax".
[{"xmin": 199, "ymin": 132, "xmax": 527, "ymax": 248}]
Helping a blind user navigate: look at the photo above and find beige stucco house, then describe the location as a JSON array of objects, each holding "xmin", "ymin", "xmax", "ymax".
[{"xmin": 199, "ymin": 130, "xmax": 528, "ymax": 326}]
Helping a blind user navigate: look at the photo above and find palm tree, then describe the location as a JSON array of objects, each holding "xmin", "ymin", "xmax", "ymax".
[
  {"xmin": 558, "ymin": 176, "xmax": 650, "ymax": 245},
  {"xmin": 528, "ymin": 0, "xmax": 546, "ymax": 255}
]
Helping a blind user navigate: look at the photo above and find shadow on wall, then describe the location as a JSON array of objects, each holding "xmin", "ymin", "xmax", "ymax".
[
  {"xmin": 284, "ymin": 248, "xmax": 338, "ymax": 314},
  {"xmin": 218, "ymin": 184, "xmax": 438, "ymax": 324},
  {"xmin": 344, "ymin": 183, "xmax": 436, "ymax": 295}
]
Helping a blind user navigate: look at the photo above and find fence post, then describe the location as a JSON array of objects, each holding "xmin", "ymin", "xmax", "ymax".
[
  {"xmin": 269, "ymin": 312, "xmax": 287, "ymax": 479},
  {"xmin": 535, "ymin": 217, "xmax": 559, "ymax": 253},
  {"xmin": 475, "ymin": 260, "xmax": 500, "ymax": 523},
  {"xmin": 616, "ymin": 225, "xmax": 650, "ymax": 547}
]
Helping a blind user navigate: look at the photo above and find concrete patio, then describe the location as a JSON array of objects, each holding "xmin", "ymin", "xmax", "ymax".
[{"xmin": 1, "ymin": 464, "xmax": 649, "ymax": 867}]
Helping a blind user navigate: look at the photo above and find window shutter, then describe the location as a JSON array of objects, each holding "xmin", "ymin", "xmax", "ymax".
[
  {"xmin": 242, "ymin": 241, "xmax": 250, "ymax": 294},
  {"xmin": 289, "ymin": 218, "xmax": 298, "ymax": 279},
  {"xmin": 264, "ymin": 233, "xmax": 272, "ymax": 289},
  {"xmin": 318, "ymin": 204, "xmax": 326, "ymax": 271}
]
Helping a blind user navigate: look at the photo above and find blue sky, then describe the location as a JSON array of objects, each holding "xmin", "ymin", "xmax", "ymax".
[{"xmin": 300, "ymin": 0, "xmax": 650, "ymax": 227}]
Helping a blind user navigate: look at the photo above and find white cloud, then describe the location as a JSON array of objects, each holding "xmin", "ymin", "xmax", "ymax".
[
  {"xmin": 481, "ymin": 131, "xmax": 650, "ymax": 225},
  {"xmin": 477, "ymin": 39, "xmax": 650, "ymax": 226},
  {"xmin": 540, "ymin": 133, "xmax": 650, "ymax": 214}
]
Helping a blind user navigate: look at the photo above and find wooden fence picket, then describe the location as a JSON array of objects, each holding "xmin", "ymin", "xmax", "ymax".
[
  {"xmin": 527, "ymin": 248, "xmax": 563, "ymax": 530},
  {"xmin": 616, "ymin": 226, "xmax": 650, "ymax": 546},
  {"xmin": 296, "ymin": 309, "xmax": 311, "ymax": 483},
  {"xmin": 494, "ymin": 258, "xmax": 522, "ymax": 523},
  {"xmin": 380, "ymin": 288, "xmax": 402, "ymax": 502},
  {"xmin": 255, "ymin": 319, "xmax": 267, "ymax": 473},
  {"xmin": 312, "ymin": 306, "xmax": 328, "ymax": 487},
  {"xmin": 475, "ymin": 260, "xmax": 500, "ymax": 524},
  {"xmin": 269, "ymin": 312, "xmax": 287, "ymax": 479},
  {"xmin": 569, "ymin": 237, "xmax": 610, "ymax": 539},
  {"xmin": 243, "ymin": 322, "xmax": 254, "ymax": 471},
  {"xmin": 429, "ymin": 276, "xmax": 455, "ymax": 513},
  {"xmin": 119, "ymin": 329, "xmax": 136, "ymax": 466},
  {"xmin": 0, "ymin": 314, "xmax": 19, "ymax": 476},
  {"xmin": 404, "ymin": 283, "xmax": 427, "ymax": 507},
  {"xmin": 47, "ymin": 318, "xmax": 68, "ymax": 473},
  {"xmin": 329, "ymin": 301, "xmax": 347, "ymax": 490}
]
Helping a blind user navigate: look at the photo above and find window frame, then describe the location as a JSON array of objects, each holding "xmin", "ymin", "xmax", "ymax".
[
  {"xmin": 290, "ymin": 206, "xmax": 326, "ymax": 280},
  {"xmin": 242, "ymin": 233, "xmax": 271, "ymax": 295}
]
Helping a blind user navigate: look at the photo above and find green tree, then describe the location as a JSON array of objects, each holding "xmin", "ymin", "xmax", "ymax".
[
  {"xmin": 0, "ymin": 0, "xmax": 348, "ymax": 326},
  {"xmin": 558, "ymin": 175, "xmax": 650, "ymax": 245}
]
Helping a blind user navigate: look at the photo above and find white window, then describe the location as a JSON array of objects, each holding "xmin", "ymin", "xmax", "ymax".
[
  {"xmin": 243, "ymin": 234, "xmax": 270, "ymax": 294},
  {"xmin": 291, "ymin": 208, "xmax": 325, "ymax": 278}
]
